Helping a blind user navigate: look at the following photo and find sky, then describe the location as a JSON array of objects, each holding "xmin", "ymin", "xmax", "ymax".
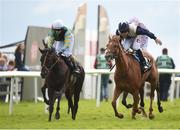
[{"xmin": 0, "ymin": 0, "xmax": 180, "ymax": 68}]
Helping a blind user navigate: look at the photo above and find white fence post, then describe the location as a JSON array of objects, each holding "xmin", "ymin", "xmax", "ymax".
[
  {"xmin": 34, "ymin": 77, "xmax": 38, "ymax": 103},
  {"xmin": 15, "ymin": 77, "xmax": 19, "ymax": 104},
  {"xmin": 170, "ymin": 73, "xmax": 175, "ymax": 102},
  {"xmin": 176, "ymin": 81, "xmax": 180, "ymax": 98},
  {"xmin": 96, "ymin": 74, "xmax": 101, "ymax": 107},
  {"xmin": 9, "ymin": 77, "xmax": 14, "ymax": 115}
]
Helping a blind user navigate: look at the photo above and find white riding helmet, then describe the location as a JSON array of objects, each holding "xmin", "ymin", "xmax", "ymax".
[{"xmin": 52, "ymin": 19, "xmax": 64, "ymax": 29}]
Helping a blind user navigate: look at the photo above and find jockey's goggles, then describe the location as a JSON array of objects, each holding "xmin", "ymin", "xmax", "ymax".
[
  {"xmin": 53, "ymin": 29, "xmax": 62, "ymax": 32},
  {"xmin": 120, "ymin": 30, "xmax": 128, "ymax": 33}
]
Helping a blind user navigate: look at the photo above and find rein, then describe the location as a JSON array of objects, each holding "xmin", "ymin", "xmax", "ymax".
[{"xmin": 106, "ymin": 37, "xmax": 128, "ymax": 72}]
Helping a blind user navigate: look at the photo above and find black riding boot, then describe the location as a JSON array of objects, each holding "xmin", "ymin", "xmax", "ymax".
[
  {"xmin": 136, "ymin": 49, "xmax": 151, "ymax": 73},
  {"xmin": 63, "ymin": 56, "xmax": 80, "ymax": 74}
]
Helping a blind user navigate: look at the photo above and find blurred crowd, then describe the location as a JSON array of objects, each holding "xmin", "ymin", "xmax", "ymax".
[
  {"xmin": 0, "ymin": 43, "xmax": 27, "ymax": 101},
  {"xmin": 0, "ymin": 51, "xmax": 15, "ymax": 71},
  {"xmin": 0, "ymin": 43, "xmax": 29, "ymax": 72}
]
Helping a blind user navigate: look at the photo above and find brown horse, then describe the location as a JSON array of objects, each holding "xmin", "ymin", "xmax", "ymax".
[
  {"xmin": 39, "ymin": 48, "xmax": 84, "ymax": 121},
  {"xmin": 105, "ymin": 35, "xmax": 163, "ymax": 119}
]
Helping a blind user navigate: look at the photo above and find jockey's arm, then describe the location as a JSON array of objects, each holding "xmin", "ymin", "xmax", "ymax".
[
  {"xmin": 61, "ymin": 30, "xmax": 73, "ymax": 57},
  {"xmin": 136, "ymin": 26, "xmax": 162, "ymax": 45},
  {"xmin": 136, "ymin": 26, "xmax": 157, "ymax": 40}
]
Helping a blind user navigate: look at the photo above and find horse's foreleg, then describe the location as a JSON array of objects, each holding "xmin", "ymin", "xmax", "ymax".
[
  {"xmin": 41, "ymin": 83, "xmax": 49, "ymax": 105},
  {"xmin": 132, "ymin": 90, "xmax": 140, "ymax": 119},
  {"xmin": 112, "ymin": 87, "xmax": 123, "ymax": 119},
  {"xmin": 48, "ymin": 89, "xmax": 55, "ymax": 122},
  {"xmin": 122, "ymin": 92, "xmax": 133, "ymax": 109},
  {"xmin": 139, "ymin": 86, "xmax": 147, "ymax": 117},
  {"xmin": 55, "ymin": 95, "xmax": 62, "ymax": 120}
]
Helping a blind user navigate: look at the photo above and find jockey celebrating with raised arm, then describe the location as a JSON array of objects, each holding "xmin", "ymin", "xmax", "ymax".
[
  {"xmin": 116, "ymin": 19, "xmax": 162, "ymax": 72},
  {"xmin": 45, "ymin": 19, "xmax": 80, "ymax": 74}
]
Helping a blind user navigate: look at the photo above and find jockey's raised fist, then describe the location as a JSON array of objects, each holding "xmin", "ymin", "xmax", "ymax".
[{"xmin": 155, "ymin": 38, "xmax": 162, "ymax": 45}]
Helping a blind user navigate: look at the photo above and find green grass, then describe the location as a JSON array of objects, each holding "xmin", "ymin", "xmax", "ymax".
[{"xmin": 0, "ymin": 98, "xmax": 180, "ymax": 129}]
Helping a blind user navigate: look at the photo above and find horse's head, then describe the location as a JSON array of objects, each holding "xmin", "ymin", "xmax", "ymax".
[
  {"xmin": 105, "ymin": 35, "xmax": 123, "ymax": 62},
  {"xmin": 39, "ymin": 48, "xmax": 58, "ymax": 78}
]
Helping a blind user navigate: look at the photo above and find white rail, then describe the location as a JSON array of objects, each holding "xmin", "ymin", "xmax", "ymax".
[{"xmin": 0, "ymin": 68, "xmax": 180, "ymax": 115}]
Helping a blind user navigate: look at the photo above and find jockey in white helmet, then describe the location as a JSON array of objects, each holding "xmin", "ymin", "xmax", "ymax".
[
  {"xmin": 45, "ymin": 19, "xmax": 80, "ymax": 74},
  {"xmin": 116, "ymin": 19, "xmax": 162, "ymax": 73}
]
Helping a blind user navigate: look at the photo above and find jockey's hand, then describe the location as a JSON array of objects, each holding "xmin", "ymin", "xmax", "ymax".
[
  {"xmin": 61, "ymin": 53, "xmax": 65, "ymax": 57},
  {"xmin": 155, "ymin": 38, "xmax": 162, "ymax": 45}
]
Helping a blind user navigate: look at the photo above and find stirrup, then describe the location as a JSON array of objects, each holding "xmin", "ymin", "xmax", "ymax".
[
  {"xmin": 143, "ymin": 65, "xmax": 151, "ymax": 73},
  {"xmin": 73, "ymin": 69, "xmax": 81, "ymax": 74}
]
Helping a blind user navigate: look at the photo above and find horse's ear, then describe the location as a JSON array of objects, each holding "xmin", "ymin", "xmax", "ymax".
[
  {"xmin": 39, "ymin": 48, "xmax": 44, "ymax": 54},
  {"xmin": 42, "ymin": 39, "xmax": 48, "ymax": 48},
  {"xmin": 116, "ymin": 35, "xmax": 120, "ymax": 41},
  {"xmin": 108, "ymin": 35, "xmax": 112, "ymax": 41}
]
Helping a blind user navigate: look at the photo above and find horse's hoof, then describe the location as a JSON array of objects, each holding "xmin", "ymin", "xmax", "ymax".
[
  {"xmin": 116, "ymin": 113, "xmax": 124, "ymax": 119},
  {"xmin": 134, "ymin": 108, "xmax": 141, "ymax": 114},
  {"xmin": 142, "ymin": 113, "xmax": 148, "ymax": 118},
  {"xmin": 55, "ymin": 113, "xmax": 60, "ymax": 120},
  {"xmin": 72, "ymin": 116, "xmax": 76, "ymax": 120},
  {"xmin": 142, "ymin": 111, "xmax": 148, "ymax": 118},
  {"xmin": 132, "ymin": 116, "xmax": 136, "ymax": 120},
  {"xmin": 137, "ymin": 109, "xmax": 141, "ymax": 114},
  {"xmin": 44, "ymin": 100, "xmax": 50, "ymax": 105},
  {"xmin": 127, "ymin": 104, "xmax": 133, "ymax": 109},
  {"xmin": 149, "ymin": 114, "xmax": 155, "ymax": 120},
  {"xmin": 72, "ymin": 112, "xmax": 77, "ymax": 120},
  {"xmin": 139, "ymin": 107, "xmax": 147, "ymax": 117},
  {"xmin": 158, "ymin": 106, "xmax": 163, "ymax": 113}
]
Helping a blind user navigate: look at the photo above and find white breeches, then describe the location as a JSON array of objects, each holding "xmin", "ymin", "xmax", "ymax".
[{"xmin": 122, "ymin": 35, "xmax": 148, "ymax": 51}]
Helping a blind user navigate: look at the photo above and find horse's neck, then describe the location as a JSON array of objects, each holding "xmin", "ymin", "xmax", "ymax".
[
  {"xmin": 50, "ymin": 59, "xmax": 67, "ymax": 76},
  {"xmin": 115, "ymin": 51, "xmax": 128, "ymax": 74}
]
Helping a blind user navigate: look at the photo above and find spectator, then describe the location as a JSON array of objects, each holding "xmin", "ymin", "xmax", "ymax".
[
  {"xmin": 7, "ymin": 60, "xmax": 15, "ymax": 71},
  {"xmin": 2, "ymin": 54, "xmax": 8, "ymax": 65},
  {"xmin": 0, "ymin": 57, "xmax": 7, "ymax": 71},
  {"xmin": 156, "ymin": 48, "xmax": 175, "ymax": 101},
  {"xmin": 14, "ymin": 43, "xmax": 29, "ymax": 71},
  {"xmin": 94, "ymin": 48, "xmax": 112, "ymax": 101},
  {"xmin": 0, "ymin": 54, "xmax": 8, "ymax": 102}
]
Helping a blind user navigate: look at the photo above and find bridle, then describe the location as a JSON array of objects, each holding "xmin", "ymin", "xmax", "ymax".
[
  {"xmin": 105, "ymin": 47, "xmax": 118, "ymax": 60},
  {"xmin": 42, "ymin": 51, "xmax": 60, "ymax": 73},
  {"xmin": 105, "ymin": 38, "xmax": 125, "ymax": 60}
]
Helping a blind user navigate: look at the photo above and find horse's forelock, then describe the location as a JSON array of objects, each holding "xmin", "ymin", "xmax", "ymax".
[
  {"xmin": 112, "ymin": 35, "xmax": 120, "ymax": 42},
  {"xmin": 108, "ymin": 35, "xmax": 120, "ymax": 46}
]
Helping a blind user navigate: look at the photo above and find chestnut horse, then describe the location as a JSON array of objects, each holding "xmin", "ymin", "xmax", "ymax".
[
  {"xmin": 105, "ymin": 35, "xmax": 163, "ymax": 119},
  {"xmin": 39, "ymin": 48, "xmax": 85, "ymax": 121}
]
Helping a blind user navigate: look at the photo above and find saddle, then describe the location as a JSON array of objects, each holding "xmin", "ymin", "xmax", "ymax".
[{"xmin": 127, "ymin": 51, "xmax": 151, "ymax": 72}]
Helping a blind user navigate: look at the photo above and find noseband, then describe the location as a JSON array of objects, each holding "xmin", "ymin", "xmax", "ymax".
[{"xmin": 105, "ymin": 48, "xmax": 118, "ymax": 60}]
